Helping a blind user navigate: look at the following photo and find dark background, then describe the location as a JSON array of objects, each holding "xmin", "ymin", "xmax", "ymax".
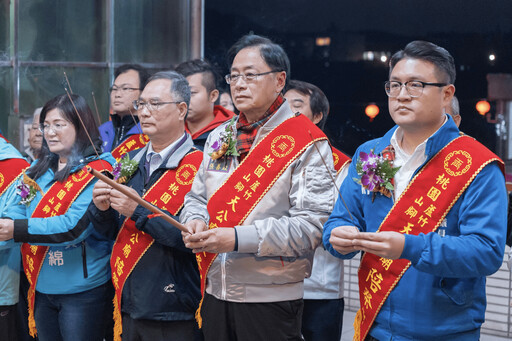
[{"xmin": 204, "ymin": 0, "xmax": 512, "ymax": 155}]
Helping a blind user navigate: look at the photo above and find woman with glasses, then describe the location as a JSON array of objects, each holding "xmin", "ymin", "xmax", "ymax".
[{"xmin": 0, "ymin": 93, "xmax": 115, "ymax": 341}]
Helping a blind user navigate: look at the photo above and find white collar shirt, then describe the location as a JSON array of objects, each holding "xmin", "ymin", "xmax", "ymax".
[{"xmin": 145, "ymin": 133, "xmax": 185, "ymax": 177}]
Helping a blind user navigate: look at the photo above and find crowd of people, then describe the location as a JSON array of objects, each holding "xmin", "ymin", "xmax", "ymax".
[{"xmin": 0, "ymin": 33, "xmax": 509, "ymax": 341}]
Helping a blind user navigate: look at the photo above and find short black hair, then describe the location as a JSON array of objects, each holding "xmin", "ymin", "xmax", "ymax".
[
  {"xmin": 227, "ymin": 34, "xmax": 290, "ymax": 87},
  {"xmin": 175, "ymin": 59, "xmax": 220, "ymax": 94},
  {"xmin": 114, "ymin": 64, "xmax": 151, "ymax": 90},
  {"xmin": 286, "ymin": 80, "xmax": 329, "ymax": 130},
  {"xmin": 389, "ymin": 41, "xmax": 456, "ymax": 84}
]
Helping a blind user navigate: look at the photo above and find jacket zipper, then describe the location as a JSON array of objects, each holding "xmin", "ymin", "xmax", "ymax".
[
  {"xmin": 81, "ymin": 241, "xmax": 88, "ymax": 278},
  {"xmin": 221, "ymin": 253, "xmax": 227, "ymax": 300}
]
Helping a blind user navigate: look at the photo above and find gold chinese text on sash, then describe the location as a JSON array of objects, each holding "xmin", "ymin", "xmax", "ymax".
[
  {"xmin": 331, "ymin": 146, "xmax": 351, "ymax": 175},
  {"xmin": 195, "ymin": 114, "xmax": 328, "ymax": 327},
  {"xmin": 20, "ymin": 160, "xmax": 112, "ymax": 338},
  {"xmin": 110, "ymin": 150, "xmax": 202, "ymax": 341},
  {"xmin": 0, "ymin": 158, "xmax": 30, "ymax": 197},
  {"xmin": 353, "ymin": 135, "xmax": 504, "ymax": 341},
  {"xmin": 111, "ymin": 134, "xmax": 149, "ymax": 161}
]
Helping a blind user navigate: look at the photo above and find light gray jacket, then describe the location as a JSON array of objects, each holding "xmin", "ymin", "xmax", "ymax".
[{"xmin": 181, "ymin": 102, "xmax": 335, "ymax": 303}]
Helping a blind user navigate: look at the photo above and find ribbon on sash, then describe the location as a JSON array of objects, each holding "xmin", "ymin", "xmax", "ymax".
[{"xmin": 111, "ymin": 134, "xmax": 149, "ymax": 161}]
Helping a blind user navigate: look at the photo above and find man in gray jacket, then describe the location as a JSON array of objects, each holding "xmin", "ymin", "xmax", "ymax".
[{"xmin": 181, "ymin": 34, "xmax": 335, "ymax": 341}]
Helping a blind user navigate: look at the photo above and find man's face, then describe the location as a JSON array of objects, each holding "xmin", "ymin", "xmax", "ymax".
[
  {"xmin": 230, "ymin": 47, "xmax": 286, "ymax": 117},
  {"xmin": 186, "ymin": 73, "xmax": 216, "ymax": 123},
  {"xmin": 284, "ymin": 89, "xmax": 323, "ymax": 125},
  {"xmin": 138, "ymin": 79, "xmax": 186, "ymax": 142},
  {"xmin": 28, "ymin": 114, "xmax": 43, "ymax": 151},
  {"xmin": 388, "ymin": 58, "xmax": 453, "ymax": 133},
  {"xmin": 110, "ymin": 69, "xmax": 141, "ymax": 116}
]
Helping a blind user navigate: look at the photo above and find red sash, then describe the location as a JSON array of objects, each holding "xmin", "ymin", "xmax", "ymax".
[
  {"xmin": 331, "ymin": 146, "xmax": 350, "ymax": 174},
  {"xmin": 20, "ymin": 160, "xmax": 112, "ymax": 337},
  {"xmin": 111, "ymin": 134, "xmax": 149, "ymax": 161},
  {"xmin": 0, "ymin": 158, "xmax": 30, "ymax": 197},
  {"xmin": 354, "ymin": 135, "xmax": 504, "ymax": 341},
  {"xmin": 110, "ymin": 150, "xmax": 202, "ymax": 341},
  {"xmin": 195, "ymin": 114, "xmax": 327, "ymax": 327}
]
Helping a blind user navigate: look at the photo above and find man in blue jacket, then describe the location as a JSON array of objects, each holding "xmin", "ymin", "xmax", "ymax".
[
  {"xmin": 99, "ymin": 64, "xmax": 150, "ymax": 158},
  {"xmin": 324, "ymin": 41, "xmax": 507, "ymax": 341},
  {"xmin": 89, "ymin": 71, "xmax": 202, "ymax": 341},
  {"xmin": 0, "ymin": 135, "xmax": 29, "ymax": 341}
]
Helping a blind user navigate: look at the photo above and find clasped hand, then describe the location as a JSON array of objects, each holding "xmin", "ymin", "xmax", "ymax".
[
  {"xmin": 92, "ymin": 180, "xmax": 138, "ymax": 218},
  {"xmin": 0, "ymin": 219, "xmax": 14, "ymax": 241},
  {"xmin": 329, "ymin": 226, "xmax": 405, "ymax": 260},
  {"xmin": 182, "ymin": 219, "xmax": 235, "ymax": 254}
]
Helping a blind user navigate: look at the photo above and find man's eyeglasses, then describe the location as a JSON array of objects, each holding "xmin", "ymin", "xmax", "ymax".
[
  {"xmin": 384, "ymin": 80, "xmax": 447, "ymax": 98},
  {"xmin": 225, "ymin": 70, "xmax": 280, "ymax": 84},
  {"xmin": 39, "ymin": 123, "xmax": 69, "ymax": 134},
  {"xmin": 133, "ymin": 100, "xmax": 181, "ymax": 112},
  {"xmin": 109, "ymin": 86, "xmax": 140, "ymax": 94}
]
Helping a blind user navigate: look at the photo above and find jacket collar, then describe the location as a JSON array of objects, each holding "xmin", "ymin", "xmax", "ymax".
[
  {"xmin": 132, "ymin": 132, "xmax": 194, "ymax": 170},
  {"xmin": 374, "ymin": 114, "xmax": 460, "ymax": 159}
]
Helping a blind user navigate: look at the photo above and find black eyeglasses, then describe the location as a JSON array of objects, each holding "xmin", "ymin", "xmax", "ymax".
[
  {"xmin": 384, "ymin": 80, "xmax": 447, "ymax": 98},
  {"xmin": 109, "ymin": 86, "xmax": 140, "ymax": 94}
]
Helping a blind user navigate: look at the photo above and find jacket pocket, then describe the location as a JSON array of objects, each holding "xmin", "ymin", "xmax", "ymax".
[{"xmin": 438, "ymin": 277, "xmax": 472, "ymax": 306}]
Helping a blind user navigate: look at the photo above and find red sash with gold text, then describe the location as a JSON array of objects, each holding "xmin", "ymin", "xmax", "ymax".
[
  {"xmin": 111, "ymin": 134, "xmax": 149, "ymax": 161},
  {"xmin": 195, "ymin": 115, "xmax": 327, "ymax": 326},
  {"xmin": 110, "ymin": 150, "xmax": 202, "ymax": 341},
  {"xmin": 353, "ymin": 135, "xmax": 504, "ymax": 341},
  {"xmin": 331, "ymin": 147, "xmax": 351, "ymax": 174},
  {"xmin": 21, "ymin": 160, "xmax": 112, "ymax": 337},
  {"xmin": 0, "ymin": 158, "xmax": 30, "ymax": 197}
]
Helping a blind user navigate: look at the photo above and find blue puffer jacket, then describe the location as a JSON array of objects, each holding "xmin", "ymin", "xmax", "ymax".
[
  {"xmin": 324, "ymin": 116, "xmax": 507, "ymax": 341},
  {"xmin": 99, "ymin": 115, "xmax": 142, "ymax": 153},
  {"xmin": 11, "ymin": 153, "xmax": 116, "ymax": 295},
  {"xmin": 0, "ymin": 137, "xmax": 27, "ymax": 305}
]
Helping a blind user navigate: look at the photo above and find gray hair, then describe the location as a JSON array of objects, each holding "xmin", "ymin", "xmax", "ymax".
[
  {"xmin": 146, "ymin": 71, "xmax": 191, "ymax": 106},
  {"xmin": 450, "ymin": 96, "xmax": 460, "ymax": 117}
]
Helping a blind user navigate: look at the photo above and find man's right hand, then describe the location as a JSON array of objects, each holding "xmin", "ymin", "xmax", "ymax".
[
  {"xmin": 182, "ymin": 219, "xmax": 208, "ymax": 245},
  {"xmin": 92, "ymin": 180, "xmax": 112, "ymax": 211},
  {"xmin": 329, "ymin": 225, "xmax": 361, "ymax": 255}
]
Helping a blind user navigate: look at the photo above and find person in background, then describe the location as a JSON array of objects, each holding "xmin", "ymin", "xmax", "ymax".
[
  {"xmin": 0, "ymin": 94, "xmax": 116, "ymax": 341},
  {"xmin": 446, "ymin": 95, "xmax": 460, "ymax": 127},
  {"xmin": 23, "ymin": 108, "xmax": 43, "ymax": 164},
  {"xmin": 324, "ymin": 41, "xmax": 507, "ymax": 341},
  {"xmin": 175, "ymin": 59, "xmax": 235, "ymax": 150},
  {"xmin": 99, "ymin": 64, "xmax": 151, "ymax": 160},
  {"xmin": 0, "ymin": 134, "xmax": 30, "ymax": 341},
  {"xmin": 284, "ymin": 79, "xmax": 350, "ymax": 341},
  {"xmin": 219, "ymin": 89, "xmax": 235, "ymax": 113}
]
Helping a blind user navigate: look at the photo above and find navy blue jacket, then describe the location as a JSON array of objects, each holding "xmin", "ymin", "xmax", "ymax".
[{"xmin": 89, "ymin": 134, "xmax": 201, "ymax": 321}]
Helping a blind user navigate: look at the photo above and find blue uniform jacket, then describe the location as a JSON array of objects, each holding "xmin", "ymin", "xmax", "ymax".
[
  {"xmin": 99, "ymin": 117, "xmax": 142, "ymax": 153},
  {"xmin": 10, "ymin": 153, "xmax": 116, "ymax": 295},
  {"xmin": 0, "ymin": 137, "xmax": 27, "ymax": 305},
  {"xmin": 88, "ymin": 135, "xmax": 201, "ymax": 321},
  {"xmin": 323, "ymin": 116, "xmax": 507, "ymax": 340}
]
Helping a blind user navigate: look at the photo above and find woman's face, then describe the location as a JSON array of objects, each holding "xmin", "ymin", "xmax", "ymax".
[{"xmin": 42, "ymin": 108, "xmax": 77, "ymax": 159}]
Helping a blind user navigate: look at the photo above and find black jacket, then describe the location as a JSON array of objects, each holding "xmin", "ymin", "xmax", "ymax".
[{"xmin": 88, "ymin": 134, "xmax": 201, "ymax": 321}]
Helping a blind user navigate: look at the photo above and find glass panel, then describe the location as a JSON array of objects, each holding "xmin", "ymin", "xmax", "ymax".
[
  {"xmin": 114, "ymin": 0, "xmax": 190, "ymax": 65},
  {"xmin": 18, "ymin": 0, "xmax": 106, "ymax": 62},
  {"xmin": 18, "ymin": 66, "xmax": 110, "ymax": 125},
  {"xmin": 0, "ymin": 68, "xmax": 12, "ymax": 135},
  {"xmin": 0, "ymin": 1, "xmax": 11, "ymax": 135}
]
